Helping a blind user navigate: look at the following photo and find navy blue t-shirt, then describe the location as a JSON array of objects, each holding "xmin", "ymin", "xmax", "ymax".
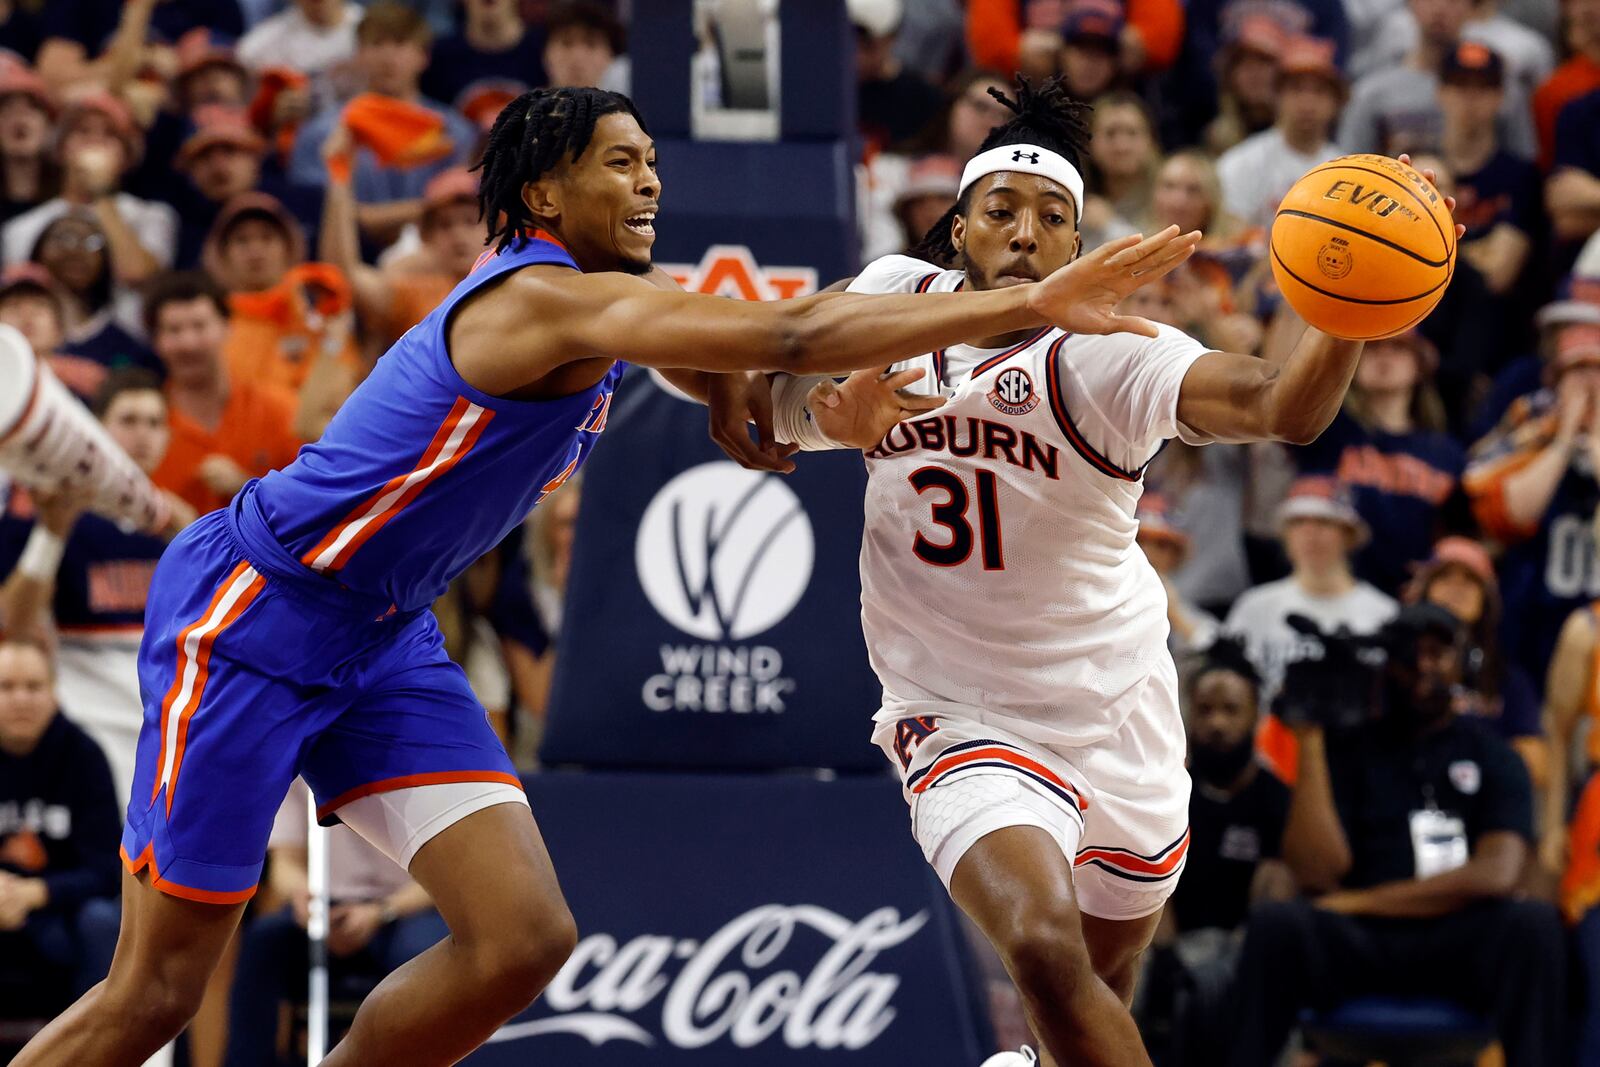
[
  {"xmin": 0, "ymin": 487, "xmax": 165, "ymax": 635},
  {"xmin": 1454, "ymin": 150, "xmax": 1542, "ymax": 241},
  {"xmin": 1295, "ymin": 412, "xmax": 1465, "ymax": 595},
  {"xmin": 40, "ymin": 0, "xmax": 241, "ymax": 51},
  {"xmin": 421, "ymin": 29, "xmax": 547, "ymax": 114},
  {"xmin": 1555, "ymin": 88, "xmax": 1600, "ymax": 176}
]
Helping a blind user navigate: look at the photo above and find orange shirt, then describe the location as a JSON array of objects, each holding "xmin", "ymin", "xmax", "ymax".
[
  {"xmin": 152, "ymin": 379, "xmax": 303, "ymax": 516},
  {"xmin": 1536, "ymin": 56, "xmax": 1600, "ymax": 171},
  {"xmin": 966, "ymin": 0, "xmax": 1184, "ymax": 75},
  {"xmin": 382, "ymin": 273, "xmax": 455, "ymax": 348},
  {"xmin": 224, "ymin": 265, "xmax": 362, "ymax": 396}
]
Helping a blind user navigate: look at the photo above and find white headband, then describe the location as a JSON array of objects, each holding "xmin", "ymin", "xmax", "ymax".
[{"xmin": 959, "ymin": 144, "xmax": 1085, "ymax": 224}]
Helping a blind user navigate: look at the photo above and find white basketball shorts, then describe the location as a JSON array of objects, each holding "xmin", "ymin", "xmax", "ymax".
[{"xmin": 872, "ymin": 671, "xmax": 1191, "ymax": 922}]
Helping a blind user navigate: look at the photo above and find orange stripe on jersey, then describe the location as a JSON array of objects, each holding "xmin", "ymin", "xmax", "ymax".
[
  {"xmin": 159, "ymin": 565, "xmax": 266, "ymax": 814},
  {"xmin": 910, "ymin": 745, "xmax": 1088, "ymax": 810},
  {"xmin": 1075, "ymin": 830, "xmax": 1190, "ymax": 877},
  {"xmin": 121, "ymin": 844, "xmax": 257, "ymax": 905},
  {"xmin": 301, "ymin": 396, "xmax": 495, "ymax": 574},
  {"xmin": 151, "ymin": 562, "xmax": 255, "ymax": 804},
  {"xmin": 315, "ymin": 770, "xmax": 526, "ymax": 822}
]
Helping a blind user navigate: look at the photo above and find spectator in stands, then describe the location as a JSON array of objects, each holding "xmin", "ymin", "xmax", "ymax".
[
  {"xmin": 1441, "ymin": 43, "xmax": 1541, "ymax": 296},
  {"xmin": 173, "ymin": 28, "xmax": 252, "ymax": 113},
  {"xmin": 1148, "ymin": 151, "xmax": 1256, "ymax": 331},
  {"xmin": 0, "ymin": 637, "xmax": 121, "ymax": 1030},
  {"xmin": 1533, "ymin": 0, "xmax": 1600, "ymax": 170},
  {"xmin": 890, "ymin": 156, "xmax": 960, "ymax": 256},
  {"xmin": 520, "ymin": 476, "xmax": 583, "ymax": 731},
  {"xmin": 226, "ymin": 782, "xmax": 448, "ymax": 1067},
  {"xmin": 144, "ymin": 270, "xmax": 301, "ymax": 517},
  {"xmin": 0, "ymin": 266, "xmax": 80, "ymax": 393},
  {"xmin": 1358, "ymin": 0, "xmax": 1554, "ymax": 105},
  {"xmin": 321, "ymin": 152, "xmax": 481, "ymax": 351},
  {"xmin": 859, "ymin": 69, "xmax": 1009, "ymax": 260},
  {"xmin": 1406, "ymin": 537, "xmax": 1543, "ymax": 775},
  {"xmin": 1474, "ymin": 277, "xmax": 1600, "ymax": 437},
  {"xmin": 1217, "ymin": 37, "xmax": 1345, "ymax": 231},
  {"xmin": 1227, "ymin": 604, "xmax": 1562, "ymax": 1067},
  {"xmin": 542, "ymin": 0, "xmax": 628, "ymax": 94},
  {"xmin": 1226, "ymin": 476, "xmax": 1398, "ymax": 697},
  {"xmin": 965, "ymin": 0, "xmax": 1185, "ymax": 85},
  {"xmin": 851, "ymin": 0, "xmax": 943, "ymax": 155},
  {"xmin": 0, "ymin": 369, "xmax": 192, "ymax": 802},
  {"xmin": 1135, "ymin": 494, "xmax": 1219, "ymax": 657},
  {"xmin": 0, "ymin": 64, "xmax": 56, "ymax": 228},
  {"xmin": 1540, "ymin": 585, "xmax": 1600, "ymax": 874},
  {"xmin": 1202, "ymin": 17, "xmax": 1286, "ymax": 156},
  {"xmin": 237, "ymin": 0, "xmax": 362, "ymax": 110},
  {"xmin": 203, "ymin": 192, "xmax": 357, "ymax": 434},
  {"xmin": 422, "ymin": 0, "xmax": 546, "ymax": 124},
  {"xmin": 176, "ymin": 106, "xmax": 322, "ymax": 270},
  {"xmin": 1057, "ymin": 1, "xmax": 1126, "ymax": 104},
  {"xmin": 33, "ymin": 0, "xmax": 242, "ymax": 96},
  {"xmin": 1340, "ymin": 0, "xmax": 1537, "ymax": 160},
  {"xmin": 1143, "ymin": 640, "xmax": 1289, "ymax": 1063},
  {"xmin": 289, "ymin": 2, "xmax": 479, "ymax": 249},
  {"xmin": 1464, "ymin": 320, "xmax": 1600, "ymax": 696},
  {"xmin": 1550, "ymin": 86, "xmax": 1600, "ymax": 246},
  {"xmin": 3, "ymin": 93, "xmax": 176, "ymax": 293},
  {"xmin": 1293, "ymin": 331, "xmax": 1464, "ymax": 596},
  {"xmin": 28, "ymin": 214, "xmax": 162, "ymax": 378},
  {"xmin": 1144, "ymin": 432, "xmax": 1258, "ymax": 618},
  {"xmin": 1082, "ymin": 91, "xmax": 1158, "ymax": 246}
]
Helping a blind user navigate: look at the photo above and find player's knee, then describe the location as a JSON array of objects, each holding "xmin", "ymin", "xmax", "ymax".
[
  {"xmin": 996, "ymin": 902, "xmax": 1094, "ymax": 1000},
  {"xmin": 472, "ymin": 907, "xmax": 578, "ymax": 1008},
  {"xmin": 119, "ymin": 970, "xmax": 205, "ymax": 1043}
]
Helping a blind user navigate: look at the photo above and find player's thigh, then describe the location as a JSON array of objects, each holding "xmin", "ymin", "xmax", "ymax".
[
  {"xmin": 1069, "ymin": 673, "xmax": 1191, "ymax": 925},
  {"xmin": 404, "ymin": 800, "xmax": 573, "ymax": 948},
  {"xmin": 302, "ymin": 630, "xmax": 525, "ymax": 872}
]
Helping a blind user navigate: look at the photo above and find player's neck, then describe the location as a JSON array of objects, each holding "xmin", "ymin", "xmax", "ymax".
[{"xmin": 1293, "ymin": 566, "xmax": 1355, "ymax": 598}]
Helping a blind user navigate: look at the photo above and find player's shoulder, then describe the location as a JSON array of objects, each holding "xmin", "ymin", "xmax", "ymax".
[
  {"xmin": 1058, "ymin": 323, "xmax": 1211, "ymax": 365},
  {"xmin": 848, "ymin": 254, "xmax": 961, "ymax": 296}
]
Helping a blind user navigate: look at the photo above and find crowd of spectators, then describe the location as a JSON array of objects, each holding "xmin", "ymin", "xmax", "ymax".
[{"xmin": 0, "ymin": 0, "xmax": 1598, "ymax": 1062}]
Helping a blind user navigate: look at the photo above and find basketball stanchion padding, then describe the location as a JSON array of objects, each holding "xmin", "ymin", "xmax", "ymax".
[{"xmin": 0, "ymin": 324, "xmax": 169, "ymax": 532}]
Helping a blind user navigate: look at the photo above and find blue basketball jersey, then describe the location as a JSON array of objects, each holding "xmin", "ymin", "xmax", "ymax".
[{"xmin": 247, "ymin": 234, "xmax": 622, "ymax": 613}]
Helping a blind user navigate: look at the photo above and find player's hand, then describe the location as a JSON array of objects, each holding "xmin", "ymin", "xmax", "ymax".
[
  {"xmin": 810, "ymin": 367, "xmax": 946, "ymax": 451},
  {"xmin": 1396, "ymin": 154, "xmax": 1466, "ymax": 242},
  {"xmin": 327, "ymin": 902, "xmax": 384, "ymax": 957},
  {"xmin": 1028, "ymin": 226, "xmax": 1201, "ymax": 338},
  {"xmin": 705, "ymin": 371, "xmax": 797, "ymax": 474},
  {"xmin": 197, "ymin": 454, "xmax": 250, "ymax": 498}
]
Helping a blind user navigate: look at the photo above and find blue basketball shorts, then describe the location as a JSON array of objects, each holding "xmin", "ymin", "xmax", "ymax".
[{"xmin": 119, "ymin": 504, "xmax": 520, "ymax": 904}]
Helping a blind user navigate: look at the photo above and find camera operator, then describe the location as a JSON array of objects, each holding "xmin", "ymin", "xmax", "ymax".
[{"xmin": 1224, "ymin": 604, "xmax": 1565, "ymax": 1067}]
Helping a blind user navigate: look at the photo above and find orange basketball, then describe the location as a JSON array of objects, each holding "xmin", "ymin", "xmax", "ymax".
[{"xmin": 1269, "ymin": 154, "xmax": 1456, "ymax": 341}]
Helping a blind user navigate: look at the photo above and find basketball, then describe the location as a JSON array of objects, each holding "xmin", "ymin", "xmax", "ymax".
[{"xmin": 1269, "ymin": 154, "xmax": 1456, "ymax": 341}]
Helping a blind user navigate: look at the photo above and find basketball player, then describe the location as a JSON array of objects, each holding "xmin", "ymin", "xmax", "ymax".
[
  {"xmin": 751, "ymin": 78, "xmax": 1463, "ymax": 1067},
  {"xmin": 12, "ymin": 87, "xmax": 1200, "ymax": 1067}
]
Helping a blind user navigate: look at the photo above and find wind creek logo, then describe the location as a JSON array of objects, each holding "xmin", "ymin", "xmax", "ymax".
[
  {"xmin": 636, "ymin": 462, "xmax": 812, "ymax": 713},
  {"xmin": 988, "ymin": 368, "xmax": 1039, "ymax": 416},
  {"xmin": 486, "ymin": 904, "xmax": 928, "ymax": 1052}
]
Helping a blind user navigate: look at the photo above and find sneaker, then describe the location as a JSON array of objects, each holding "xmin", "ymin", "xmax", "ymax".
[{"xmin": 979, "ymin": 1048, "xmax": 1038, "ymax": 1066}]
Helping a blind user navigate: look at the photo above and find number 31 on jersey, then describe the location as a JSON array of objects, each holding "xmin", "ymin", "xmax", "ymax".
[{"xmin": 908, "ymin": 465, "xmax": 1005, "ymax": 571}]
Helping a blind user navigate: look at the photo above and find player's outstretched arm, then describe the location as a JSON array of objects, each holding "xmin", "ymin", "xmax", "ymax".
[{"xmin": 510, "ymin": 228, "xmax": 1199, "ymax": 379}]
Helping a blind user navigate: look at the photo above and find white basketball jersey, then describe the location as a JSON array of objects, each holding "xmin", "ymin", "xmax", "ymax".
[{"xmin": 850, "ymin": 255, "xmax": 1213, "ymax": 747}]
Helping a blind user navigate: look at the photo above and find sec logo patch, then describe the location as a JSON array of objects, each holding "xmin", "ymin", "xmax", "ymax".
[{"xmin": 989, "ymin": 368, "xmax": 1039, "ymax": 416}]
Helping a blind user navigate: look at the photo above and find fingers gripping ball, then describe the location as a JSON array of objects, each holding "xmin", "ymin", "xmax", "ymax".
[{"xmin": 1270, "ymin": 155, "xmax": 1457, "ymax": 341}]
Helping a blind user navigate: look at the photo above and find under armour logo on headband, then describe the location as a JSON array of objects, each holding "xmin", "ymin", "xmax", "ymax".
[{"xmin": 1012, "ymin": 150, "xmax": 1041, "ymax": 164}]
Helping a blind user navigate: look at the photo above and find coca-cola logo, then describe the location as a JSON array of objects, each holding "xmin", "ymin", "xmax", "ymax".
[{"xmin": 486, "ymin": 904, "xmax": 928, "ymax": 1051}]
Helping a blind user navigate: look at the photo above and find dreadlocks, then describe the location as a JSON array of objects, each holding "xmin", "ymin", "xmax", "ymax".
[
  {"xmin": 910, "ymin": 75, "xmax": 1094, "ymax": 265},
  {"xmin": 474, "ymin": 87, "xmax": 651, "ymax": 252}
]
